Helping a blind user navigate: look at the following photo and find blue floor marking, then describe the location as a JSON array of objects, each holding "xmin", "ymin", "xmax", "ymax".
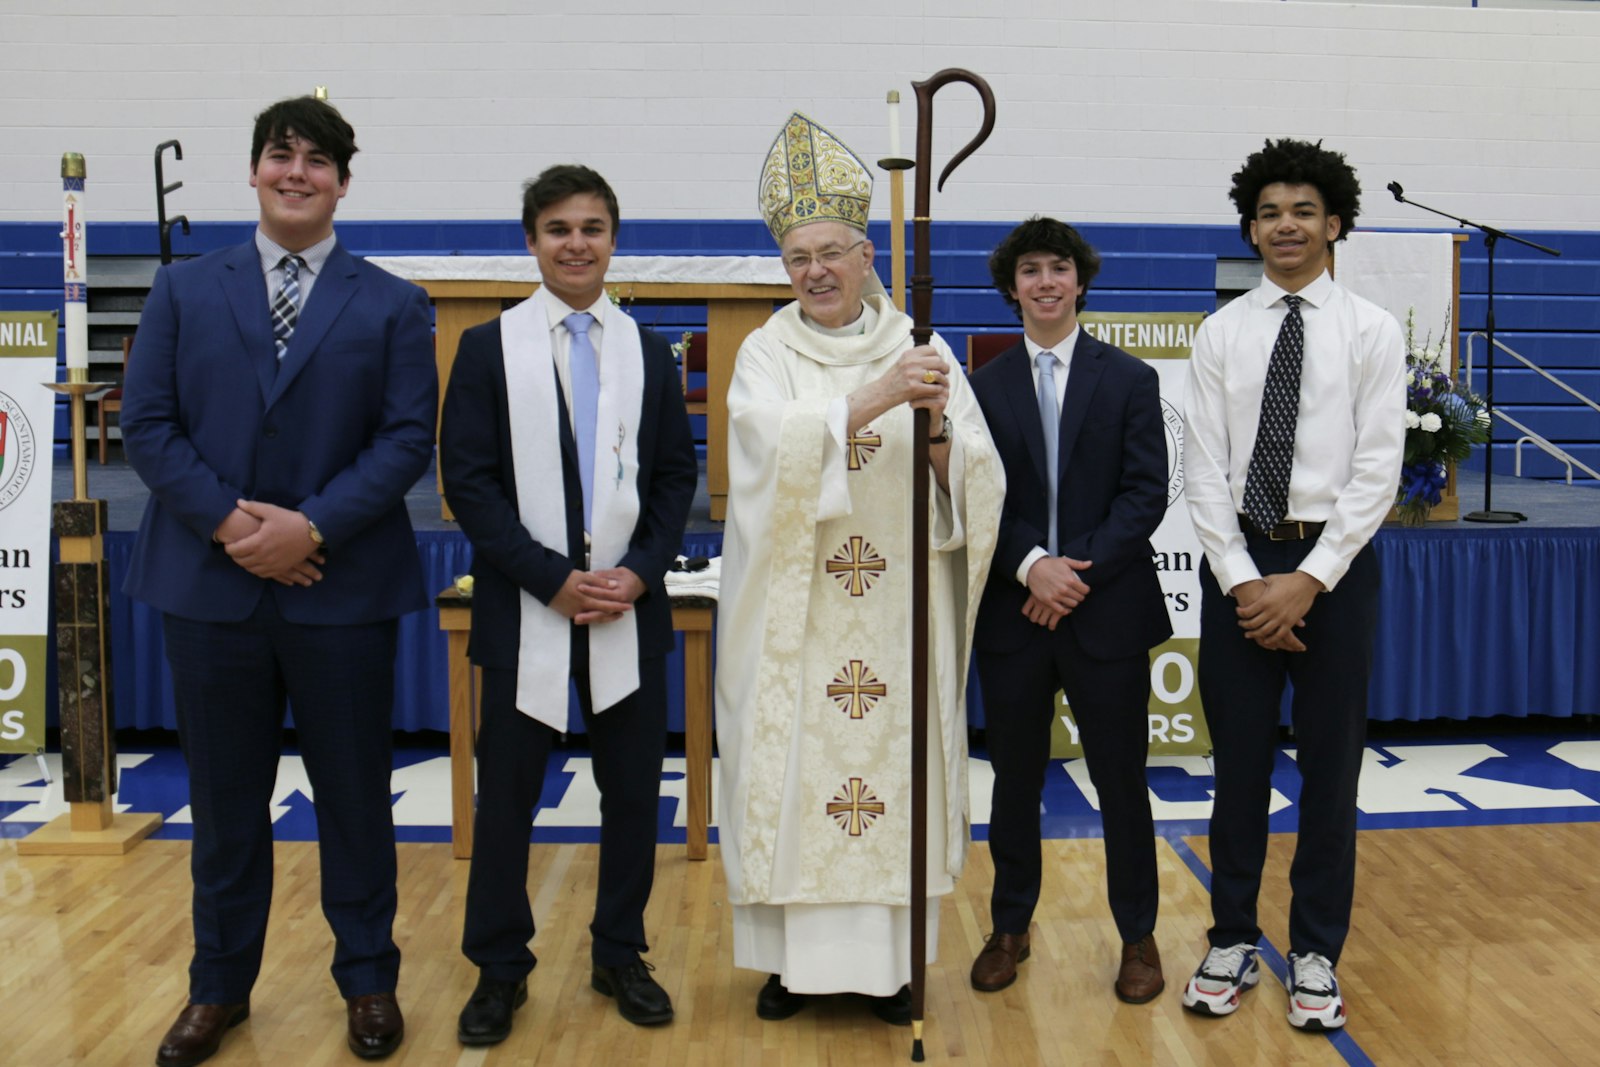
[{"xmin": 1166, "ymin": 832, "xmax": 1374, "ymax": 1067}]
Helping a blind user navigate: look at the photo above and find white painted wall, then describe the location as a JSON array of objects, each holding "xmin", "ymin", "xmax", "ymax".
[{"xmin": 3, "ymin": 0, "xmax": 1598, "ymax": 231}]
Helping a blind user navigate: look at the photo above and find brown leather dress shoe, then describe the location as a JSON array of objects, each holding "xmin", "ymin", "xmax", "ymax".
[
  {"xmin": 1116, "ymin": 934, "xmax": 1166, "ymax": 1004},
  {"xmin": 970, "ymin": 930, "xmax": 1031, "ymax": 992},
  {"xmin": 346, "ymin": 992, "xmax": 404, "ymax": 1059},
  {"xmin": 155, "ymin": 1002, "xmax": 249, "ymax": 1067}
]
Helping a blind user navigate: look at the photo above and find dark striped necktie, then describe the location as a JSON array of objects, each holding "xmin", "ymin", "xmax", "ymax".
[
  {"xmin": 1242, "ymin": 293, "xmax": 1305, "ymax": 532},
  {"xmin": 271, "ymin": 253, "xmax": 304, "ymax": 361}
]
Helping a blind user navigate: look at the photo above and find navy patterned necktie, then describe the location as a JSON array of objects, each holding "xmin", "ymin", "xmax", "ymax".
[
  {"xmin": 270, "ymin": 254, "xmax": 304, "ymax": 362},
  {"xmin": 1242, "ymin": 293, "xmax": 1305, "ymax": 532}
]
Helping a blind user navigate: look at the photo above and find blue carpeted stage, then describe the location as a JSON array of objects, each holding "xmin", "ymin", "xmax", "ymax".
[{"xmin": 57, "ymin": 462, "xmax": 1600, "ymax": 733}]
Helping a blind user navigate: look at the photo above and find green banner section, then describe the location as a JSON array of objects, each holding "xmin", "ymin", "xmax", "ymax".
[
  {"xmin": 1079, "ymin": 310, "xmax": 1203, "ymax": 360},
  {"xmin": 0, "ymin": 311, "xmax": 58, "ymax": 358},
  {"xmin": 1049, "ymin": 638, "xmax": 1210, "ymax": 758},
  {"xmin": 0, "ymin": 634, "xmax": 47, "ymax": 753}
]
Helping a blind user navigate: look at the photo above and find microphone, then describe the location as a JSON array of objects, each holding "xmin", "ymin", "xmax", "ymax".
[{"xmin": 1387, "ymin": 181, "xmax": 1405, "ymax": 202}]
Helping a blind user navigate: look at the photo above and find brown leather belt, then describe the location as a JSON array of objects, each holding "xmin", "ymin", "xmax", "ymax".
[{"xmin": 1238, "ymin": 515, "xmax": 1326, "ymax": 541}]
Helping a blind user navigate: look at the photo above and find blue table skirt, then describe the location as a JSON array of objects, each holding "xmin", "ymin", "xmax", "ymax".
[
  {"xmin": 1366, "ymin": 525, "xmax": 1600, "ymax": 721},
  {"xmin": 102, "ymin": 530, "xmax": 724, "ymax": 734},
  {"xmin": 92, "ymin": 523, "xmax": 1599, "ymax": 732}
]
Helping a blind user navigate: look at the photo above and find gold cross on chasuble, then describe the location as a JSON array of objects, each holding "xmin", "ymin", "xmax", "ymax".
[
  {"xmin": 827, "ymin": 659, "xmax": 887, "ymax": 719},
  {"xmin": 827, "ymin": 777, "xmax": 886, "ymax": 836},
  {"xmin": 846, "ymin": 426, "xmax": 881, "ymax": 471},
  {"xmin": 826, "ymin": 535, "xmax": 887, "ymax": 596}
]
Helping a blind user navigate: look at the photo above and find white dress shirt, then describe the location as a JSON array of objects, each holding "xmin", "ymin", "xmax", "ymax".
[
  {"xmin": 255, "ymin": 229, "xmax": 336, "ymax": 307},
  {"xmin": 535, "ymin": 284, "xmax": 610, "ymax": 430},
  {"xmin": 1015, "ymin": 325, "xmax": 1078, "ymax": 585},
  {"xmin": 1183, "ymin": 270, "xmax": 1405, "ymax": 594},
  {"xmin": 534, "ymin": 285, "xmax": 610, "ymax": 541}
]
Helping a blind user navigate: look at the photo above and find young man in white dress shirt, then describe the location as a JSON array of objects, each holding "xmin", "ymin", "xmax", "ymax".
[{"xmin": 1179, "ymin": 139, "xmax": 1404, "ymax": 1031}]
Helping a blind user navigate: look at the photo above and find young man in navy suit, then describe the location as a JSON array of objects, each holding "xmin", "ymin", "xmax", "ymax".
[
  {"xmin": 440, "ymin": 165, "xmax": 696, "ymax": 1043},
  {"xmin": 967, "ymin": 217, "xmax": 1172, "ymax": 1003},
  {"xmin": 123, "ymin": 96, "xmax": 437, "ymax": 1066}
]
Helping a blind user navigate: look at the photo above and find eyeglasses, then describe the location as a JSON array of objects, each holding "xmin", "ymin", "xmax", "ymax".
[{"xmin": 782, "ymin": 239, "xmax": 866, "ymax": 273}]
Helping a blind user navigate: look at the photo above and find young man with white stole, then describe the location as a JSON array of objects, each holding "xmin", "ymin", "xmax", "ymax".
[{"xmin": 439, "ymin": 164, "xmax": 697, "ymax": 1043}]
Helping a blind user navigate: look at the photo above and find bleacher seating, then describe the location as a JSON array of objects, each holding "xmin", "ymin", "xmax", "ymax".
[{"xmin": 1, "ymin": 219, "xmax": 1593, "ymax": 480}]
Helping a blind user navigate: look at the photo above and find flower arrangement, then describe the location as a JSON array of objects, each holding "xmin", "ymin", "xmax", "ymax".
[
  {"xmin": 1396, "ymin": 306, "xmax": 1489, "ymax": 525},
  {"xmin": 671, "ymin": 331, "xmax": 694, "ymax": 394}
]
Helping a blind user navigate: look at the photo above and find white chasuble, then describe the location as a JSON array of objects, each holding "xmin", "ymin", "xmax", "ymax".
[
  {"xmin": 717, "ymin": 294, "xmax": 1004, "ymax": 947},
  {"xmin": 500, "ymin": 295, "xmax": 644, "ymax": 729}
]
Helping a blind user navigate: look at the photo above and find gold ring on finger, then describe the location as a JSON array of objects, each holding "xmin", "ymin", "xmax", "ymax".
[{"xmin": 923, "ymin": 370, "xmax": 939, "ymax": 384}]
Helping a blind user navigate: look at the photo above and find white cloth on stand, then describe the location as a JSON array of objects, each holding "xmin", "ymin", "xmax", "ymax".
[{"xmin": 1334, "ymin": 231, "xmax": 1455, "ymax": 352}]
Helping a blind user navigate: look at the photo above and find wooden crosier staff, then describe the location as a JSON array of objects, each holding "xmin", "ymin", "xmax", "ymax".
[{"xmin": 906, "ymin": 67, "xmax": 996, "ymax": 1063}]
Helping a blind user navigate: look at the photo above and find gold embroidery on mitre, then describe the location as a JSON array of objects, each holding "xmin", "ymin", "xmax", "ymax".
[
  {"xmin": 846, "ymin": 426, "xmax": 881, "ymax": 471},
  {"xmin": 825, "ymin": 535, "xmax": 886, "ymax": 597},
  {"xmin": 827, "ymin": 777, "xmax": 886, "ymax": 836},
  {"xmin": 827, "ymin": 659, "xmax": 887, "ymax": 719},
  {"xmin": 759, "ymin": 112, "xmax": 873, "ymax": 243}
]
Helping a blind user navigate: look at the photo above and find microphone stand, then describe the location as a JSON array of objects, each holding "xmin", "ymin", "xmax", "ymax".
[{"xmin": 1386, "ymin": 183, "xmax": 1560, "ymax": 523}]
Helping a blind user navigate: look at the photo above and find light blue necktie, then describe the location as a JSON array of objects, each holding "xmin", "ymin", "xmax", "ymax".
[
  {"xmin": 1037, "ymin": 351, "xmax": 1059, "ymax": 555},
  {"xmin": 565, "ymin": 312, "xmax": 599, "ymax": 529}
]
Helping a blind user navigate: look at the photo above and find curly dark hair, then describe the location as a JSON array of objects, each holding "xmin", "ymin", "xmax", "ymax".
[
  {"xmin": 251, "ymin": 97, "xmax": 358, "ymax": 183},
  {"xmin": 988, "ymin": 216, "xmax": 1102, "ymax": 319},
  {"xmin": 1228, "ymin": 138, "xmax": 1361, "ymax": 253}
]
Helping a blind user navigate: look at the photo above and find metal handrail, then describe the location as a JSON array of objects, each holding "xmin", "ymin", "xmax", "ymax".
[
  {"xmin": 1495, "ymin": 411, "xmax": 1598, "ymax": 484},
  {"xmin": 1463, "ymin": 332, "xmax": 1598, "ymax": 483},
  {"xmin": 154, "ymin": 140, "xmax": 189, "ymax": 266},
  {"xmin": 1465, "ymin": 332, "xmax": 1600, "ymax": 414}
]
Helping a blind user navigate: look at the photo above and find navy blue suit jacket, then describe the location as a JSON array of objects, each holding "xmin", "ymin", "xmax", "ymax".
[
  {"xmin": 121, "ymin": 240, "xmax": 438, "ymax": 624},
  {"xmin": 438, "ymin": 314, "xmax": 697, "ymax": 670},
  {"xmin": 969, "ymin": 330, "xmax": 1172, "ymax": 661}
]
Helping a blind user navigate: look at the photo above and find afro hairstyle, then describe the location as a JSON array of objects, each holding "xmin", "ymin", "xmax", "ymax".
[{"xmin": 1228, "ymin": 138, "xmax": 1361, "ymax": 254}]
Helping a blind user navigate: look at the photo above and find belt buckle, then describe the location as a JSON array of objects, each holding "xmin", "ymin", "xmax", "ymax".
[{"xmin": 1268, "ymin": 521, "xmax": 1301, "ymax": 542}]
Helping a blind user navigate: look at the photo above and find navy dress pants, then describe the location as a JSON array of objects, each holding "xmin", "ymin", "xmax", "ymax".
[
  {"xmin": 1198, "ymin": 538, "xmax": 1379, "ymax": 965},
  {"xmin": 462, "ymin": 640, "xmax": 668, "ymax": 979},
  {"xmin": 164, "ymin": 596, "xmax": 401, "ymax": 1004}
]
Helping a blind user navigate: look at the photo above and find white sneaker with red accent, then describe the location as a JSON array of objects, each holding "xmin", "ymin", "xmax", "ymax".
[
  {"xmin": 1181, "ymin": 943, "xmax": 1260, "ymax": 1017},
  {"xmin": 1285, "ymin": 952, "xmax": 1346, "ymax": 1031}
]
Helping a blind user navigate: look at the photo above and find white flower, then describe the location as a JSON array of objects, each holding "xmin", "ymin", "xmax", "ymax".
[
  {"xmin": 1419, "ymin": 412, "xmax": 1442, "ymax": 433},
  {"xmin": 1405, "ymin": 409, "xmax": 1422, "ymax": 429},
  {"xmin": 1406, "ymin": 369, "xmax": 1417, "ymax": 387}
]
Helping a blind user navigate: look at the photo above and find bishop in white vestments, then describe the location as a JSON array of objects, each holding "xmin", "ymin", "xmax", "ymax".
[{"xmin": 715, "ymin": 112, "xmax": 1005, "ymax": 1024}]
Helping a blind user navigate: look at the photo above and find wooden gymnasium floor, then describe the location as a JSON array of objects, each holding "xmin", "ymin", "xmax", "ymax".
[{"xmin": 5, "ymin": 807, "xmax": 1600, "ymax": 1065}]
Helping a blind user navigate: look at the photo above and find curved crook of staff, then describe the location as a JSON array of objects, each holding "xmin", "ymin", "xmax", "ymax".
[{"xmin": 906, "ymin": 66, "xmax": 997, "ymax": 1064}]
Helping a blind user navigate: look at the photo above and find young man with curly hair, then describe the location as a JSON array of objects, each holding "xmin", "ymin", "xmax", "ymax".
[
  {"xmin": 967, "ymin": 217, "xmax": 1171, "ymax": 1003},
  {"xmin": 1179, "ymin": 139, "xmax": 1404, "ymax": 1031}
]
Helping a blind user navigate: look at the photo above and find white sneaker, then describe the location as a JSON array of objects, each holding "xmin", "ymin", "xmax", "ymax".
[
  {"xmin": 1181, "ymin": 943, "xmax": 1260, "ymax": 1017},
  {"xmin": 1285, "ymin": 952, "xmax": 1346, "ymax": 1031}
]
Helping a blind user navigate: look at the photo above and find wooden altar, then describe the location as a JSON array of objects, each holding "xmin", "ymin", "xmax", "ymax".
[{"xmin": 404, "ymin": 272, "xmax": 791, "ymax": 522}]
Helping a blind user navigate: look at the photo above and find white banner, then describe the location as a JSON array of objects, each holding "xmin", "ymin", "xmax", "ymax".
[
  {"xmin": 0, "ymin": 311, "xmax": 58, "ymax": 753},
  {"xmin": 1052, "ymin": 310, "xmax": 1209, "ymax": 758}
]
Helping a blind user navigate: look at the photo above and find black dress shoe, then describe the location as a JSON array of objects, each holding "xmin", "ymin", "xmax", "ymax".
[
  {"xmin": 457, "ymin": 975, "xmax": 529, "ymax": 1046},
  {"xmin": 755, "ymin": 974, "xmax": 808, "ymax": 1020},
  {"xmin": 869, "ymin": 984, "xmax": 913, "ymax": 1026},
  {"xmin": 155, "ymin": 1002, "xmax": 249, "ymax": 1067},
  {"xmin": 346, "ymin": 992, "xmax": 404, "ymax": 1059},
  {"xmin": 590, "ymin": 959, "xmax": 674, "ymax": 1026}
]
